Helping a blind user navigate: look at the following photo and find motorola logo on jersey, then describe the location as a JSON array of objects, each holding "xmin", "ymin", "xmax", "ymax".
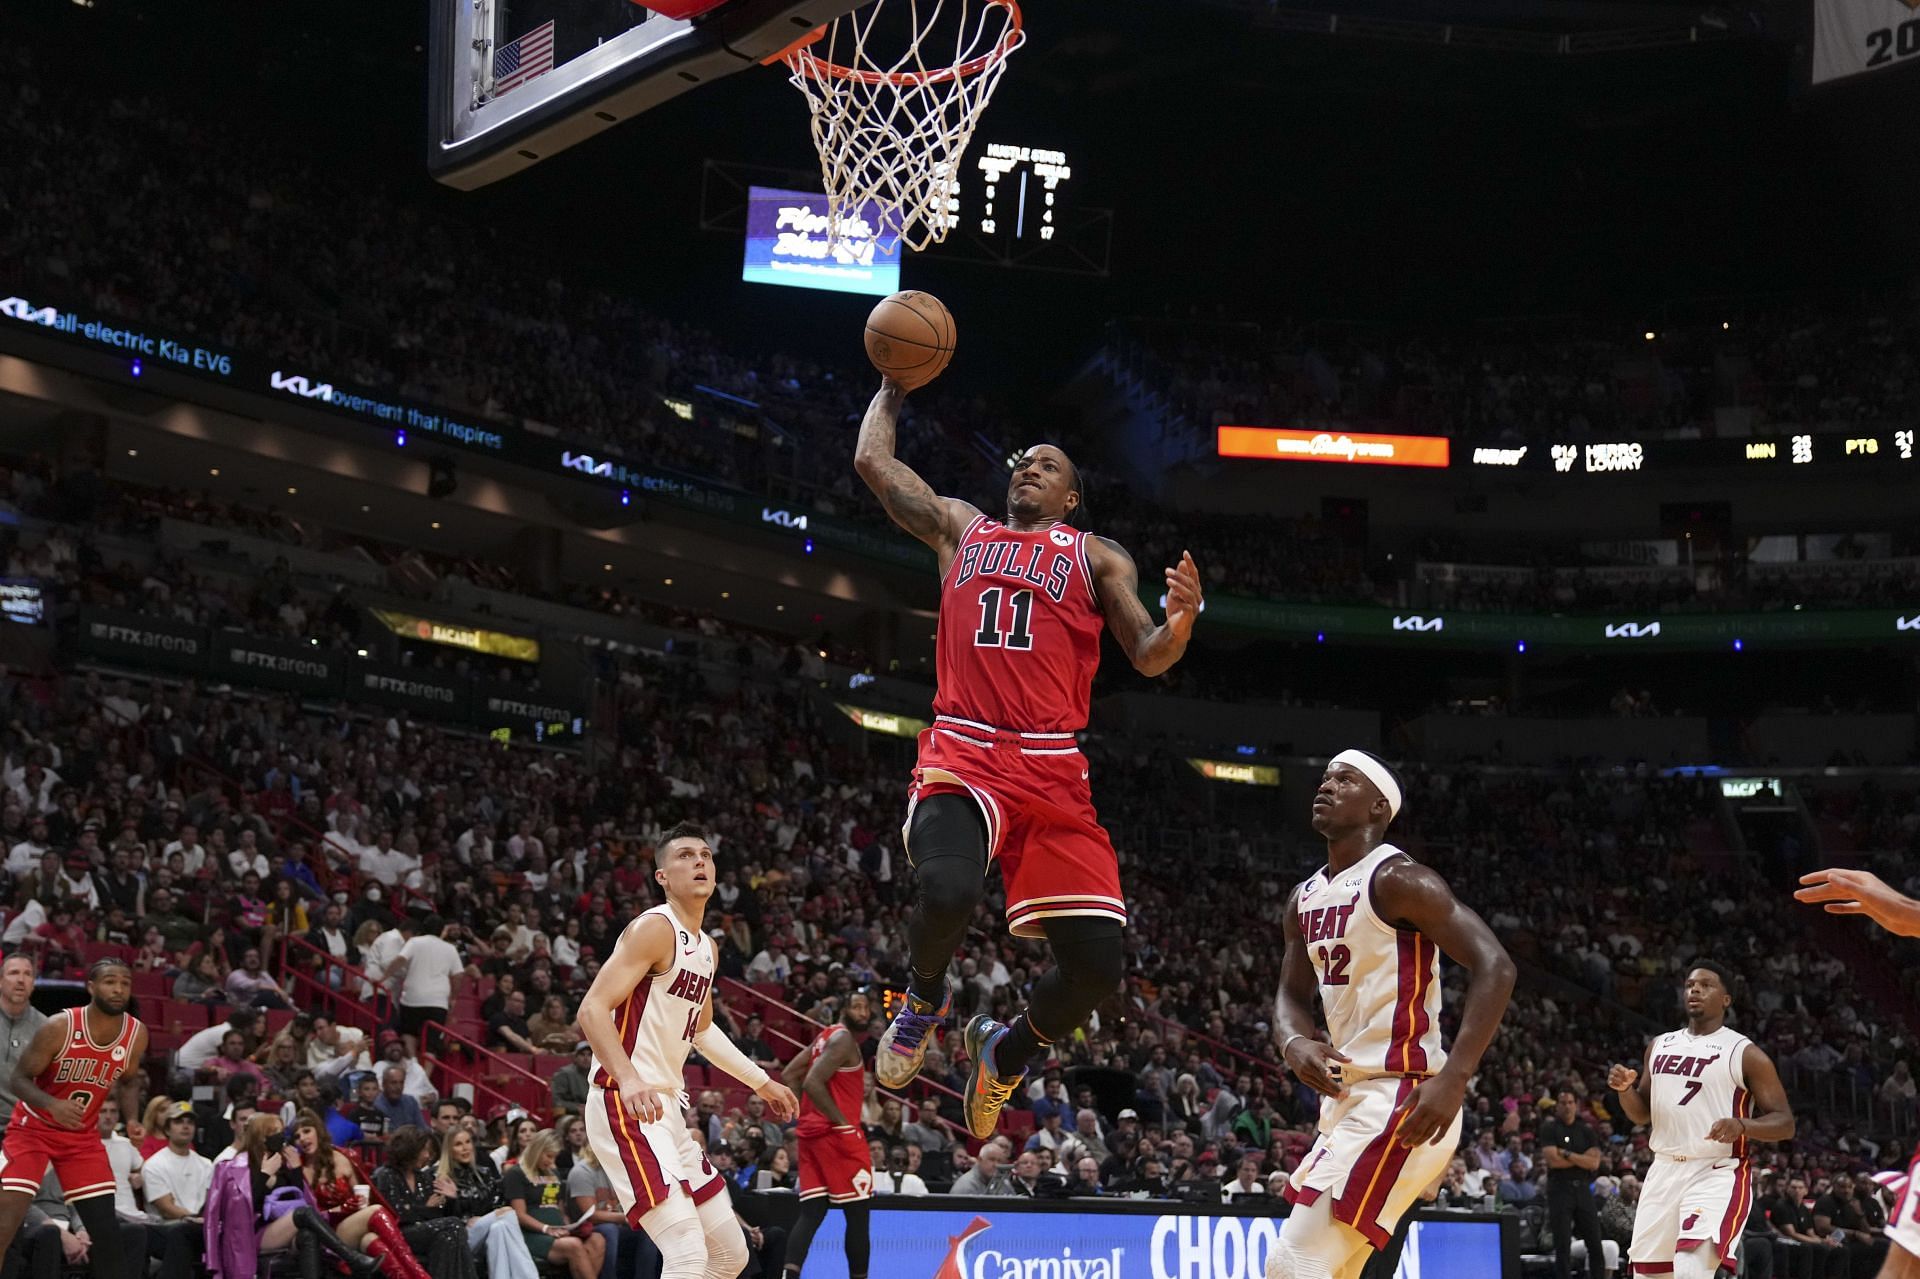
[
  {"xmin": 1391, "ymin": 615, "xmax": 1444, "ymax": 632},
  {"xmin": 1604, "ymin": 622, "xmax": 1662, "ymax": 639},
  {"xmin": 953, "ymin": 538, "xmax": 1073, "ymax": 603}
]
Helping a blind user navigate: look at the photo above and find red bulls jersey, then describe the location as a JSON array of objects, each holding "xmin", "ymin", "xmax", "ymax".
[
  {"xmin": 934, "ymin": 516, "xmax": 1104, "ymax": 733},
  {"xmin": 795, "ymin": 1025, "xmax": 865, "ymax": 1139},
  {"xmin": 14, "ymin": 1008, "xmax": 141, "ymax": 1131}
]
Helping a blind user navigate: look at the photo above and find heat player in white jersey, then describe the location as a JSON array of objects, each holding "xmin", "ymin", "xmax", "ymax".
[
  {"xmin": 1268, "ymin": 750, "xmax": 1516, "ymax": 1279},
  {"xmin": 577, "ymin": 822, "xmax": 798, "ymax": 1279},
  {"xmin": 1607, "ymin": 962, "xmax": 1794, "ymax": 1279}
]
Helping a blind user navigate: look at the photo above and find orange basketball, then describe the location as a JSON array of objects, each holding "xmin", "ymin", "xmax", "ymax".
[{"xmin": 864, "ymin": 291, "xmax": 956, "ymax": 390}]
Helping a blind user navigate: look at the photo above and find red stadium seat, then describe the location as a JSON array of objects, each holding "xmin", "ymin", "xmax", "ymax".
[
  {"xmin": 131, "ymin": 971, "xmax": 168, "ymax": 1000},
  {"xmin": 999, "ymin": 1110, "xmax": 1035, "ymax": 1141},
  {"xmin": 148, "ymin": 1029, "xmax": 188, "ymax": 1058},
  {"xmin": 263, "ymin": 1009, "xmax": 294, "ymax": 1038},
  {"xmin": 534, "ymin": 1054, "xmax": 567, "ymax": 1080}
]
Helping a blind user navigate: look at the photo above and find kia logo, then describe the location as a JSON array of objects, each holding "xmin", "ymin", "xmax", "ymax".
[
  {"xmin": 1391, "ymin": 615, "xmax": 1444, "ymax": 632},
  {"xmin": 269, "ymin": 370, "xmax": 336, "ymax": 402},
  {"xmin": 761, "ymin": 508, "xmax": 810, "ymax": 531},
  {"xmin": 1603, "ymin": 622, "xmax": 1661, "ymax": 639},
  {"xmin": 0, "ymin": 298, "xmax": 59, "ymax": 327},
  {"xmin": 562, "ymin": 451, "xmax": 613, "ymax": 477}
]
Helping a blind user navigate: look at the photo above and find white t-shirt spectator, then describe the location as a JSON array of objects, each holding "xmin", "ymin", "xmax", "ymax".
[
  {"xmin": 364, "ymin": 928, "xmax": 406, "ymax": 987},
  {"xmin": 163, "ymin": 839, "xmax": 207, "ymax": 875},
  {"xmin": 875, "ymin": 1169, "xmax": 928, "ymax": 1196},
  {"xmin": 3, "ymin": 840, "xmax": 45, "ymax": 876},
  {"xmin": 105, "ymin": 1131, "xmax": 145, "ymax": 1222},
  {"xmin": 145, "ymin": 1145, "xmax": 215, "ymax": 1220},
  {"xmin": 177, "ymin": 1020, "xmax": 241, "ymax": 1072},
  {"xmin": 398, "ymin": 934, "xmax": 463, "ymax": 1011},
  {"xmin": 228, "ymin": 849, "xmax": 271, "ymax": 880}
]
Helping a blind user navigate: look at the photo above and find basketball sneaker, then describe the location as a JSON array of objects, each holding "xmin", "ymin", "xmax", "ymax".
[
  {"xmin": 960, "ymin": 1013, "xmax": 1027, "ymax": 1140},
  {"xmin": 875, "ymin": 985, "xmax": 951, "ymax": 1090}
]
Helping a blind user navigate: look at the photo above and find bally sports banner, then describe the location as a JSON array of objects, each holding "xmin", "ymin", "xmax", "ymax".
[{"xmin": 1812, "ymin": 0, "xmax": 1920, "ymax": 84}]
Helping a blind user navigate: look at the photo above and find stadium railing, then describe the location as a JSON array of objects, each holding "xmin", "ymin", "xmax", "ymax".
[{"xmin": 279, "ymin": 934, "xmax": 393, "ymax": 1026}]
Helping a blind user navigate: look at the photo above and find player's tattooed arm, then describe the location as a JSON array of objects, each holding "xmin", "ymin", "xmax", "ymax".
[
  {"xmin": 11, "ymin": 1017, "xmax": 85, "ymax": 1129},
  {"xmin": 1089, "ymin": 538, "xmax": 1202, "ymax": 678},
  {"xmin": 1373, "ymin": 860, "xmax": 1517, "ymax": 1147},
  {"xmin": 1273, "ymin": 884, "xmax": 1350, "ymax": 1099},
  {"xmin": 1708, "ymin": 1044, "xmax": 1794, "ymax": 1145},
  {"xmin": 853, "ymin": 379, "xmax": 981, "ymax": 562}
]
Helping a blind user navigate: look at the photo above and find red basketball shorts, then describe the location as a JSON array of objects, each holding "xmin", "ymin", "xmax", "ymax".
[
  {"xmin": 797, "ymin": 1125, "xmax": 873, "ymax": 1203},
  {"xmin": 0, "ymin": 1116, "xmax": 116, "ymax": 1201},
  {"xmin": 906, "ymin": 719, "xmax": 1127, "ymax": 939}
]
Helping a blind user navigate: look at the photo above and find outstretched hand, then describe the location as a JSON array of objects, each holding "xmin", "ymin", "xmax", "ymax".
[
  {"xmin": 1795, "ymin": 867, "xmax": 1920, "ymax": 937},
  {"xmin": 1162, "ymin": 551, "xmax": 1203, "ymax": 639},
  {"xmin": 756, "ymin": 1080, "xmax": 799, "ymax": 1122}
]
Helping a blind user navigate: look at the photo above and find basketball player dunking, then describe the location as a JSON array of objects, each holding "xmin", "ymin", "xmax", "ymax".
[
  {"xmin": 0, "ymin": 958, "xmax": 147, "ymax": 1279},
  {"xmin": 1269, "ymin": 751, "xmax": 1516, "ymax": 1279},
  {"xmin": 854, "ymin": 377, "xmax": 1204, "ymax": 1138},
  {"xmin": 777, "ymin": 987, "xmax": 875, "ymax": 1279},
  {"xmin": 578, "ymin": 822, "xmax": 798, "ymax": 1279},
  {"xmin": 1607, "ymin": 962, "xmax": 1794, "ymax": 1279}
]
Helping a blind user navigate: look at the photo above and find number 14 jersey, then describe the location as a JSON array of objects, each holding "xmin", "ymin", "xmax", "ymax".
[
  {"xmin": 934, "ymin": 516, "xmax": 1104, "ymax": 734},
  {"xmin": 590, "ymin": 905, "xmax": 715, "ymax": 1095}
]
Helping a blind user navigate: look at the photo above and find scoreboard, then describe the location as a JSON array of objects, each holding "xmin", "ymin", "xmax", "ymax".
[
  {"xmin": 969, "ymin": 142, "xmax": 1075, "ymax": 242},
  {"xmin": 1462, "ymin": 429, "xmax": 1920, "ymax": 475}
]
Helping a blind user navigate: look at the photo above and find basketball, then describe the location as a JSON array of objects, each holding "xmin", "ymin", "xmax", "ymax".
[{"xmin": 864, "ymin": 291, "xmax": 956, "ymax": 390}]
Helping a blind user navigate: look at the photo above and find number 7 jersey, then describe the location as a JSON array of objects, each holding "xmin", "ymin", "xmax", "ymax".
[
  {"xmin": 934, "ymin": 516, "xmax": 1104, "ymax": 733},
  {"xmin": 589, "ymin": 905, "xmax": 716, "ymax": 1095}
]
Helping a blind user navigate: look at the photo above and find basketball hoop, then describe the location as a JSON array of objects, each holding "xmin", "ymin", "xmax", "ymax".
[{"xmin": 779, "ymin": 0, "xmax": 1024, "ymax": 255}]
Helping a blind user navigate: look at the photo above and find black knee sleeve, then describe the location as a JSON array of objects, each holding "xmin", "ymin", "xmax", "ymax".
[
  {"xmin": 904, "ymin": 795, "xmax": 988, "ymax": 995},
  {"xmin": 1051, "ymin": 917, "xmax": 1127, "ymax": 1007},
  {"xmin": 842, "ymin": 1203, "xmax": 871, "ymax": 1279},
  {"xmin": 68, "ymin": 1197, "xmax": 126, "ymax": 1279},
  {"xmin": 782, "ymin": 1198, "xmax": 830, "ymax": 1275},
  {"xmin": 1001, "ymin": 915, "xmax": 1126, "ymax": 1068}
]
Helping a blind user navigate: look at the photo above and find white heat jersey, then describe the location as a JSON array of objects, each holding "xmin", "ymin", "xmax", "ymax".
[
  {"xmin": 590, "ymin": 904, "xmax": 716, "ymax": 1094},
  {"xmin": 1812, "ymin": 0, "xmax": 1920, "ymax": 87},
  {"xmin": 1293, "ymin": 843, "xmax": 1446, "ymax": 1080},
  {"xmin": 1647, "ymin": 1024, "xmax": 1753, "ymax": 1160}
]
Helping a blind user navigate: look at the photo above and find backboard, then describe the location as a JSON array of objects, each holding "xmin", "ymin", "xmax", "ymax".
[{"xmin": 428, "ymin": 0, "xmax": 866, "ymax": 190}]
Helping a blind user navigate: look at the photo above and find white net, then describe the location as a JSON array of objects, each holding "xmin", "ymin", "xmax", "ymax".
[{"xmin": 784, "ymin": 0, "xmax": 1024, "ymax": 255}]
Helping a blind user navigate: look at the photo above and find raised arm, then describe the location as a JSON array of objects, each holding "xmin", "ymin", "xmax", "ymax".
[
  {"xmin": 577, "ymin": 913, "xmax": 672, "ymax": 1121},
  {"xmin": 1372, "ymin": 859, "xmax": 1517, "ymax": 1147},
  {"xmin": 853, "ymin": 379, "xmax": 979, "ymax": 564},
  {"xmin": 1087, "ymin": 538, "xmax": 1201, "ymax": 679},
  {"xmin": 1272, "ymin": 884, "xmax": 1350, "ymax": 1099},
  {"xmin": 1795, "ymin": 867, "xmax": 1920, "ymax": 936}
]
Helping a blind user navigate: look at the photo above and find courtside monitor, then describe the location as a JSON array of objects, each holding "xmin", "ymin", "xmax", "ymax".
[
  {"xmin": 742, "ymin": 187, "xmax": 901, "ymax": 296},
  {"xmin": 428, "ymin": 0, "xmax": 865, "ymax": 189}
]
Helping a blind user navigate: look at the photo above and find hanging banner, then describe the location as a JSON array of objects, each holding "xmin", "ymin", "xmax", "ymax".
[
  {"xmin": 210, "ymin": 633, "xmax": 345, "ymax": 696},
  {"xmin": 74, "ymin": 607, "xmax": 206, "ymax": 673},
  {"xmin": 350, "ymin": 662, "xmax": 469, "ymax": 720}
]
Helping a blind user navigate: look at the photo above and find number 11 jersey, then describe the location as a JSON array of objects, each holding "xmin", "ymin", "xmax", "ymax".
[{"xmin": 934, "ymin": 515, "xmax": 1103, "ymax": 734}]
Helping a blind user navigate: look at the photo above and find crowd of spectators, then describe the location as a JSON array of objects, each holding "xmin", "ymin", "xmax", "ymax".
[{"xmin": 4, "ymin": 554, "xmax": 1917, "ymax": 1272}]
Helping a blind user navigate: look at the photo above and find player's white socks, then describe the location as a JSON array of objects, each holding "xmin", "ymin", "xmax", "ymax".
[{"xmin": 1671, "ymin": 1247, "xmax": 1721, "ymax": 1279}]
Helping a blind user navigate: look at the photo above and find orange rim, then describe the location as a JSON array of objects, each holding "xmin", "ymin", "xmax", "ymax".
[{"xmin": 786, "ymin": 0, "xmax": 1021, "ymax": 86}]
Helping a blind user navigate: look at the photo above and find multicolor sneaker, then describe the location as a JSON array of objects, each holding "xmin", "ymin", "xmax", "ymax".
[
  {"xmin": 875, "ymin": 986, "xmax": 951, "ymax": 1090},
  {"xmin": 960, "ymin": 1014, "xmax": 1027, "ymax": 1140}
]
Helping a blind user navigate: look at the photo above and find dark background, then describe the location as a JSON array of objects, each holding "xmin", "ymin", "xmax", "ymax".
[{"xmin": 19, "ymin": 0, "xmax": 1920, "ymax": 405}]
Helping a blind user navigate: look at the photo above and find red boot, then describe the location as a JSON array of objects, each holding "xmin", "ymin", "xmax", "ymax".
[{"xmin": 364, "ymin": 1209, "xmax": 433, "ymax": 1279}]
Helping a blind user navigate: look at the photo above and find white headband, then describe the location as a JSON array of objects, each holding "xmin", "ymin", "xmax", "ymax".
[{"xmin": 1330, "ymin": 750, "xmax": 1402, "ymax": 821}]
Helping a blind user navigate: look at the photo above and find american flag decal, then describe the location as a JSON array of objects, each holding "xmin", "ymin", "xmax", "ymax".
[{"xmin": 493, "ymin": 19, "xmax": 556, "ymax": 96}]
